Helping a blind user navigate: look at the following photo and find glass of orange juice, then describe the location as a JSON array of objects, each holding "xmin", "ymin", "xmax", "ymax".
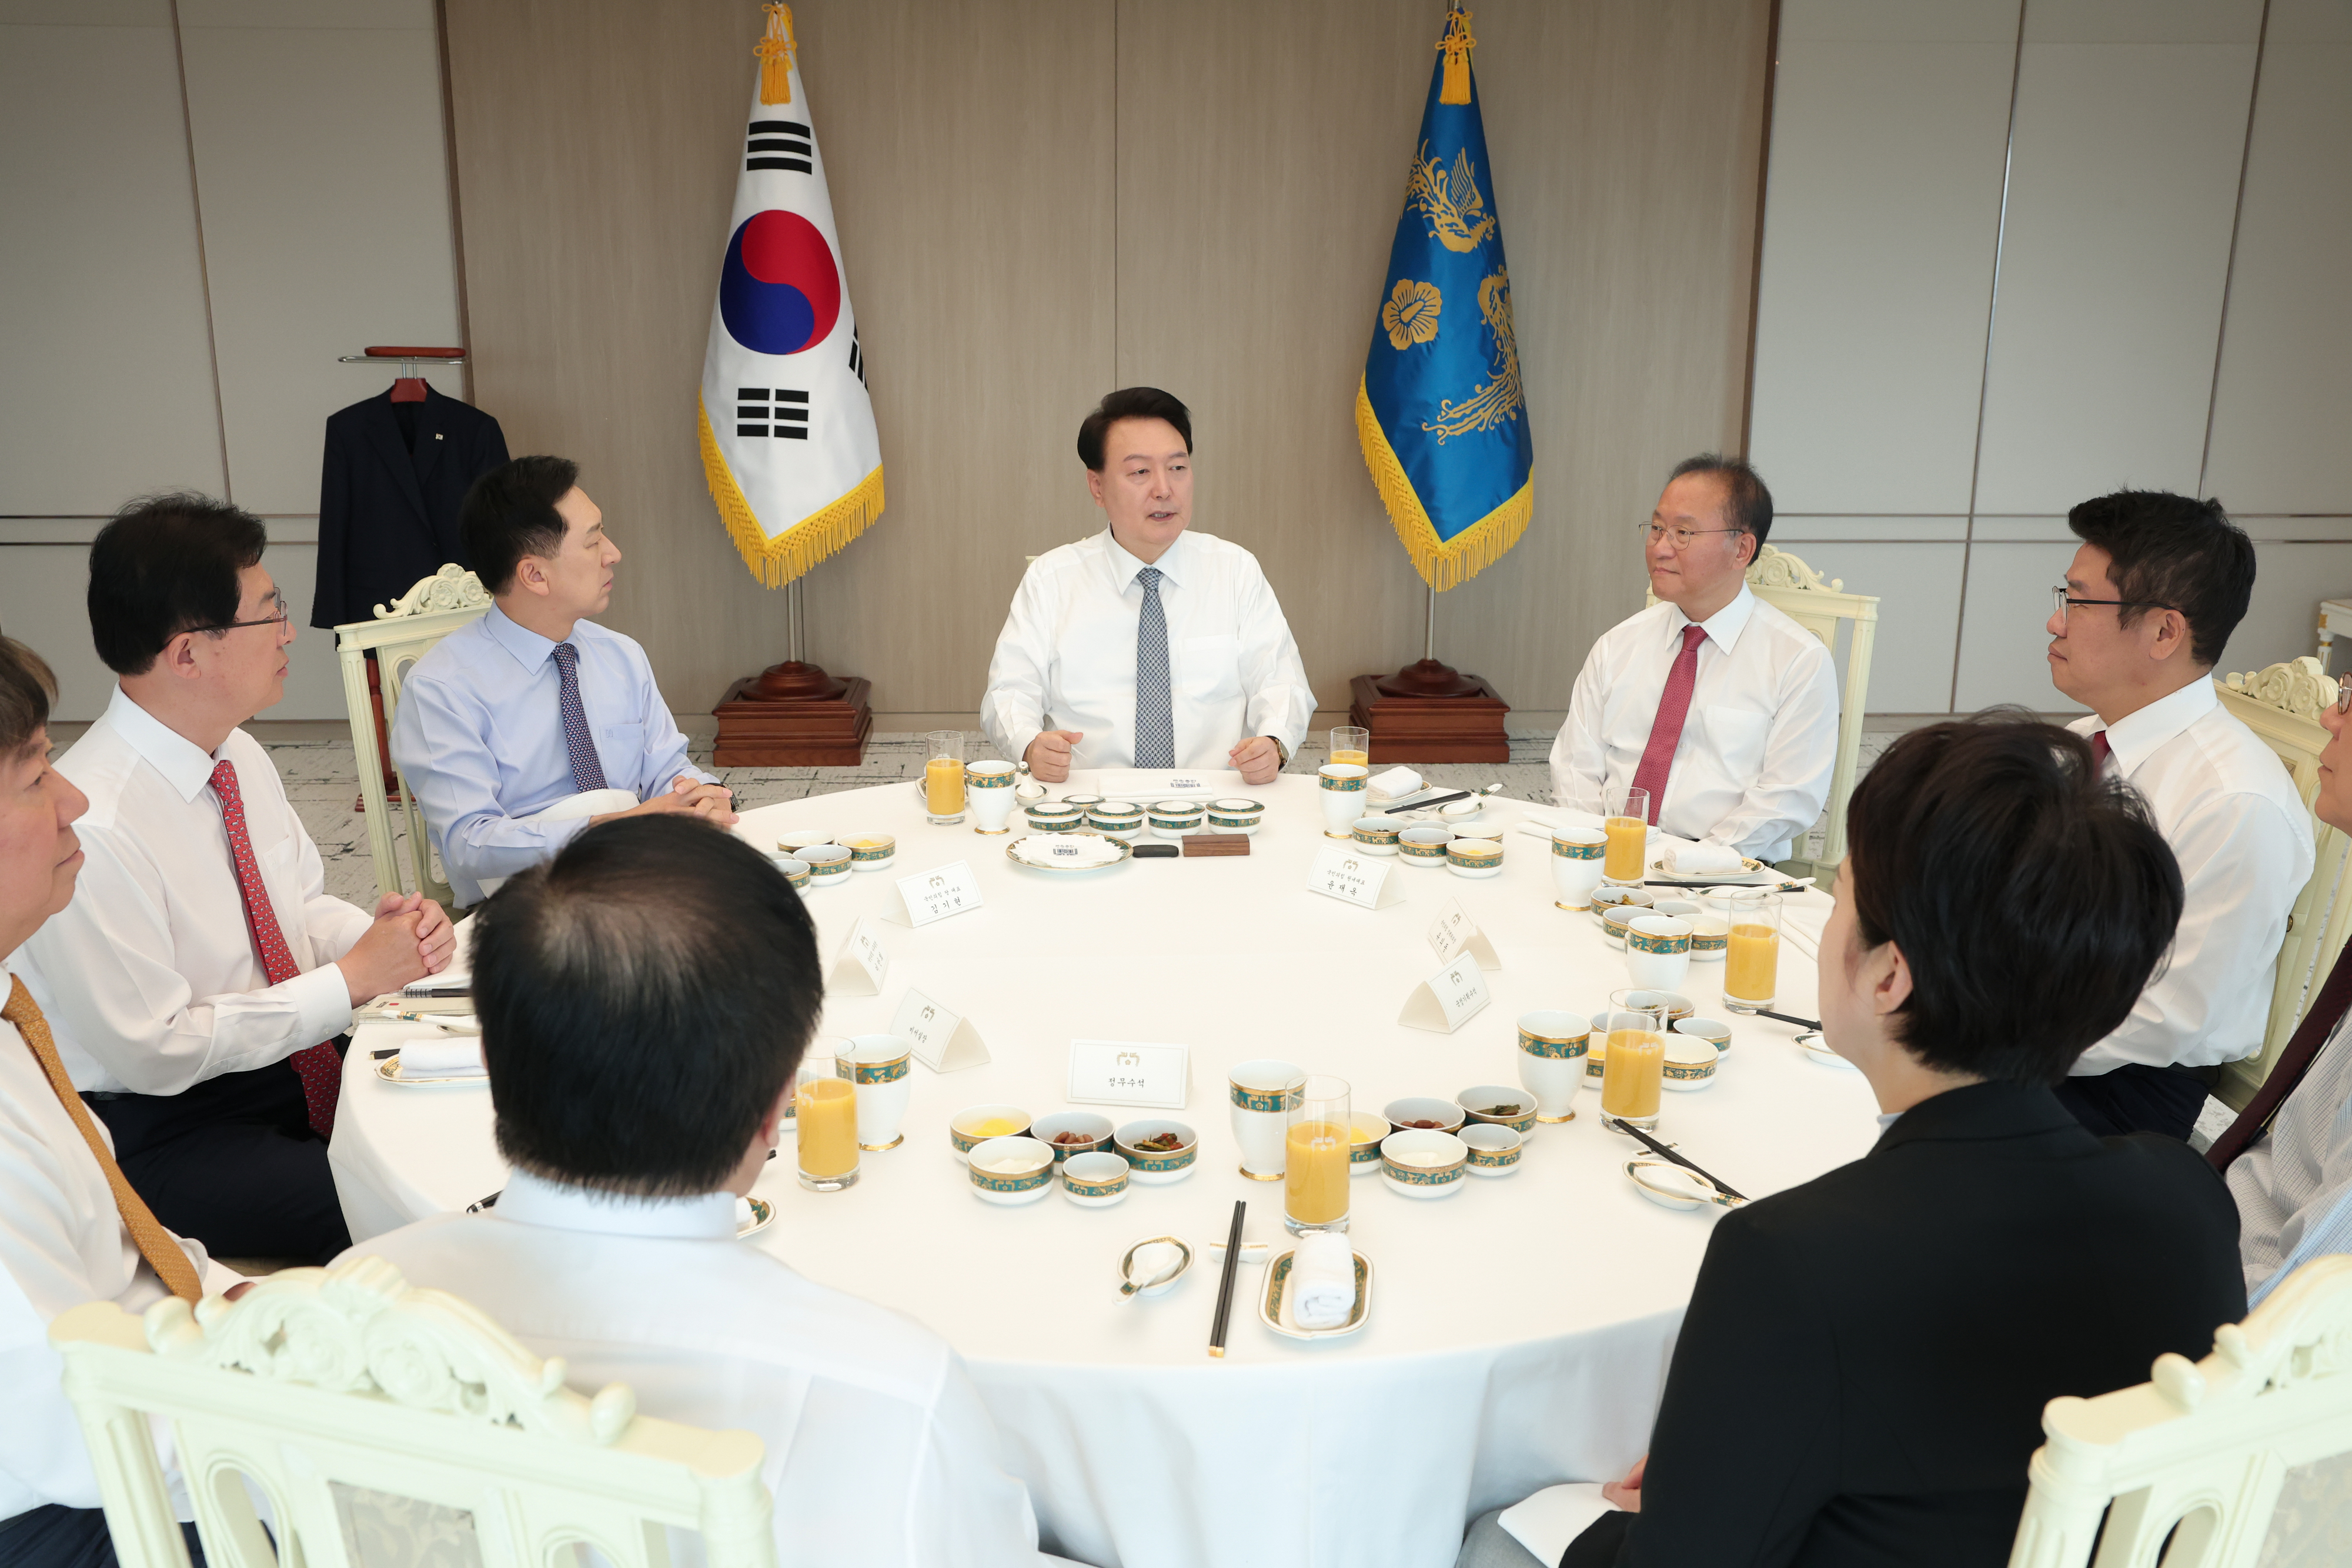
[
  {"xmin": 1602, "ymin": 784, "xmax": 1650, "ymax": 885},
  {"xmin": 796, "ymin": 1075, "xmax": 860, "ymax": 1191},
  {"xmin": 1329, "ymin": 727, "xmax": 1370, "ymax": 768},
  {"xmin": 1722, "ymin": 891, "xmax": 1782, "ymax": 1013},
  {"xmin": 1284, "ymin": 1075, "xmax": 1352, "ymax": 1235},
  {"xmin": 1599, "ymin": 1006, "xmax": 1666, "ymax": 1134},
  {"xmin": 924, "ymin": 730, "xmax": 967, "ymax": 824}
]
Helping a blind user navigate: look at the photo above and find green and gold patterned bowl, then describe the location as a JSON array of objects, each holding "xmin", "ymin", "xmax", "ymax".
[
  {"xmin": 1460, "ymin": 1123, "xmax": 1524, "ymax": 1176},
  {"xmin": 1456, "ymin": 1085, "xmax": 1539, "ymax": 1135},
  {"xmin": 1379, "ymin": 1129, "xmax": 1467, "ymax": 1198},
  {"xmin": 1349, "ymin": 1112, "xmax": 1391, "ymax": 1174},
  {"xmin": 966, "ymin": 1137, "xmax": 1055, "ymax": 1205},
  {"xmin": 1207, "ymin": 797, "xmax": 1265, "ymax": 833},
  {"xmin": 840, "ymin": 831, "xmax": 896, "ymax": 872},
  {"xmin": 949, "ymin": 1104, "xmax": 1032, "ymax": 1161},
  {"xmin": 1114, "ymin": 1119, "xmax": 1198, "ymax": 1183}
]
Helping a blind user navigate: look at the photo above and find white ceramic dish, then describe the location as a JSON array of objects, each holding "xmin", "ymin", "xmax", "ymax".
[
  {"xmin": 1379, "ymin": 1128, "xmax": 1467, "ymax": 1199},
  {"xmin": 375, "ymin": 1056, "xmax": 485, "ymax": 1089},
  {"xmin": 1059, "ymin": 1151, "xmax": 1131, "ymax": 1208},
  {"xmin": 1258, "ymin": 1248, "xmax": 1373, "ymax": 1340},
  {"xmin": 1799, "ymin": 1034, "xmax": 1857, "ymax": 1071},
  {"xmin": 1625, "ymin": 1157, "xmax": 1738, "ymax": 1211},
  {"xmin": 1661, "ymin": 1035, "xmax": 1720, "ymax": 1091},
  {"xmin": 967, "ymin": 1136, "xmax": 1056, "ymax": 1206},
  {"xmin": 1006, "ymin": 831, "xmax": 1131, "ymax": 872},
  {"xmin": 1459, "ymin": 1123, "xmax": 1524, "ymax": 1176},
  {"xmin": 1114, "ymin": 1119, "xmax": 1199, "ymax": 1184},
  {"xmin": 1119, "ymin": 1236, "xmax": 1194, "ymax": 1298},
  {"xmin": 1648, "ymin": 856, "xmax": 1771, "ymax": 886},
  {"xmin": 735, "ymin": 1196, "xmax": 774, "ymax": 1238}
]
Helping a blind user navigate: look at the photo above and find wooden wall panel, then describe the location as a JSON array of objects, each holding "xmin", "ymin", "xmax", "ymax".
[{"xmin": 445, "ymin": 0, "xmax": 1769, "ymax": 721}]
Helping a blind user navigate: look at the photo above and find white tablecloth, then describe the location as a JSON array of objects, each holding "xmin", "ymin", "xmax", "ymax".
[{"xmin": 329, "ymin": 773, "xmax": 1877, "ymax": 1568}]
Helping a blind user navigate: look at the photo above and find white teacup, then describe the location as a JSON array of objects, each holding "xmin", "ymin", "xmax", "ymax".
[
  {"xmin": 966, "ymin": 760, "xmax": 1017, "ymax": 833},
  {"xmin": 1228, "ymin": 1058, "xmax": 1304, "ymax": 1181},
  {"xmin": 1515, "ymin": 1009, "xmax": 1590, "ymax": 1124},
  {"xmin": 1549, "ymin": 827, "xmax": 1608, "ymax": 911},
  {"xmin": 1623, "ymin": 915, "xmax": 1693, "ymax": 991},
  {"xmin": 1318, "ymin": 763, "xmax": 1369, "ymax": 838},
  {"xmin": 840, "ymin": 1034, "xmax": 913, "ymax": 1150}
]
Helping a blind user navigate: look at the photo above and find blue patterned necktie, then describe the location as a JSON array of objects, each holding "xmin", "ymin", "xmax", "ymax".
[
  {"xmin": 550, "ymin": 641, "xmax": 609, "ymax": 792},
  {"xmin": 1133, "ymin": 566, "xmax": 1175, "ymax": 768}
]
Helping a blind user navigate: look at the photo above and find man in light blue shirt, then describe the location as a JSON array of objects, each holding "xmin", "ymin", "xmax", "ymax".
[{"xmin": 391, "ymin": 456, "xmax": 734, "ymax": 905}]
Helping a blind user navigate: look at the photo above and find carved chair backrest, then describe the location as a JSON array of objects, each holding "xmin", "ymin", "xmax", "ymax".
[
  {"xmin": 2214, "ymin": 658, "xmax": 2352, "ymax": 1110},
  {"xmin": 335, "ymin": 566, "xmax": 494, "ymax": 902},
  {"xmin": 1646, "ymin": 545, "xmax": 1879, "ymax": 869},
  {"xmin": 2008, "ymin": 1255, "xmax": 2352, "ymax": 1568},
  {"xmin": 50, "ymin": 1254, "xmax": 774, "ymax": 1568}
]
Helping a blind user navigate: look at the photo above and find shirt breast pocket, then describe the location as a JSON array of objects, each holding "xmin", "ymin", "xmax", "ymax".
[
  {"xmin": 1701, "ymin": 705, "xmax": 1772, "ymax": 781},
  {"xmin": 596, "ymin": 721, "xmax": 643, "ymax": 773},
  {"xmin": 1178, "ymin": 634, "xmax": 1242, "ymax": 703}
]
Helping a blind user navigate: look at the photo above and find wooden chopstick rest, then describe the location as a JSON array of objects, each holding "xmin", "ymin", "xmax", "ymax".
[{"xmin": 1181, "ymin": 834, "xmax": 1251, "ymax": 857}]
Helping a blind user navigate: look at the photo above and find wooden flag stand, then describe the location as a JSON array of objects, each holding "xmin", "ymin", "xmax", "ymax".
[
  {"xmin": 1349, "ymin": 586, "xmax": 1509, "ymax": 763},
  {"xmin": 714, "ymin": 577, "xmax": 871, "ymax": 765}
]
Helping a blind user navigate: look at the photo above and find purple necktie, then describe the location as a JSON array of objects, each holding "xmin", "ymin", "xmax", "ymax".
[{"xmin": 551, "ymin": 642, "xmax": 609, "ymax": 793}]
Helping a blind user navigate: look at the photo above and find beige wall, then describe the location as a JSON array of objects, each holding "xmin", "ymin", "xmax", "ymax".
[{"xmin": 443, "ymin": 0, "xmax": 1771, "ymax": 721}]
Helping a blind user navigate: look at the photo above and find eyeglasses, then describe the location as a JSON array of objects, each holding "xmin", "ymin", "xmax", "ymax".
[
  {"xmin": 2051, "ymin": 587, "xmax": 2176, "ymax": 629},
  {"xmin": 188, "ymin": 592, "xmax": 291, "ymax": 636},
  {"xmin": 2337, "ymin": 674, "xmax": 2352, "ymax": 716},
  {"xmin": 1635, "ymin": 521, "xmax": 1743, "ymax": 550}
]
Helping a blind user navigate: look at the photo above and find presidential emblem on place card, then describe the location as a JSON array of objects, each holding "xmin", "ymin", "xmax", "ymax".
[
  {"xmin": 888, "ymin": 986, "xmax": 989, "ymax": 1072},
  {"xmin": 1305, "ymin": 844, "xmax": 1406, "ymax": 909},
  {"xmin": 827, "ymin": 914, "xmax": 890, "ymax": 997},
  {"xmin": 1396, "ymin": 954, "xmax": 1491, "ymax": 1034},
  {"xmin": 1067, "ymin": 1039, "xmax": 1191, "ymax": 1111}
]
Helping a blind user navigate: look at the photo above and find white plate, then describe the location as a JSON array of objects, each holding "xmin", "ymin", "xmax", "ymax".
[
  {"xmin": 1625, "ymin": 1158, "xmax": 1737, "ymax": 1211},
  {"xmin": 375, "ymin": 1056, "xmax": 486, "ymax": 1089},
  {"xmin": 1005, "ymin": 830, "xmax": 1132, "ymax": 872},
  {"xmin": 1799, "ymin": 1035, "xmax": 1857, "ymax": 1071},
  {"xmin": 1647, "ymin": 857, "xmax": 1771, "ymax": 886},
  {"xmin": 737, "ymin": 1196, "xmax": 774, "ymax": 1238},
  {"xmin": 1258, "ymin": 1248, "xmax": 1372, "ymax": 1340}
]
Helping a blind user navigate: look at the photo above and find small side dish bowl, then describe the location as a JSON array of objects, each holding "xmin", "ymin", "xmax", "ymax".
[
  {"xmin": 966, "ymin": 1136, "xmax": 1055, "ymax": 1205},
  {"xmin": 1379, "ymin": 1129, "xmax": 1468, "ymax": 1198},
  {"xmin": 1348, "ymin": 1111, "xmax": 1391, "ymax": 1174},
  {"xmin": 1350, "ymin": 815, "xmax": 1403, "ymax": 855},
  {"xmin": 1114, "ymin": 1119, "xmax": 1200, "ymax": 1183},
  {"xmin": 1601, "ymin": 904, "xmax": 1649, "ymax": 947},
  {"xmin": 1456, "ymin": 1086, "xmax": 1539, "ymax": 1135},
  {"xmin": 1589, "ymin": 885, "xmax": 1654, "ymax": 922},
  {"xmin": 800, "ymin": 844, "xmax": 852, "ymax": 886},
  {"xmin": 1030, "ymin": 1110, "xmax": 1115, "ymax": 1162},
  {"xmin": 776, "ymin": 828, "xmax": 833, "ymax": 854},
  {"xmin": 1459, "ymin": 1123, "xmax": 1524, "ymax": 1176},
  {"xmin": 1446, "ymin": 840, "xmax": 1504, "ymax": 879},
  {"xmin": 1060, "ymin": 1151, "xmax": 1130, "ymax": 1208},
  {"xmin": 1148, "ymin": 800, "xmax": 1205, "ymax": 839},
  {"xmin": 1661, "ymin": 1035, "xmax": 1720, "ymax": 1091},
  {"xmin": 1398, "ymin": 825, "xmax": 1454, "ymax": 866},
  {"xmin": 1205, "ymin": 797, "xmax": 1265, "ymax": 834},
  {"xmin": 1382, "ymin": 1096, "xmax": 1466, "ymax": 1136},
  {"xmin": 949, "ymin": 1104, "xmax": 1033, "ymax": 1161},
  {"xmin": 839, "ymin": 831, "xmax": 896, "ymax": 872},
  {"xmin": 1675, "ymin": 1017, "xmax": 1733, "ymax": 1054},
  {"xmin": 1688, "ymin": 916, "xmax": 1730, "ymax": 960}
]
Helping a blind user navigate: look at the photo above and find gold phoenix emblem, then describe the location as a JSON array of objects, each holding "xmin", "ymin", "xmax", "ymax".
[
  {"xmin": 1382, "ymin": 279, "xmax": 1442, "ymax": 350},
  {"xmin": 1422, "ymin": 268, "xmax": 1525, "ymax": 443},
  {"xmin": 1405, "ymin": 142, "xmax": 1496, "ymax": 254}
]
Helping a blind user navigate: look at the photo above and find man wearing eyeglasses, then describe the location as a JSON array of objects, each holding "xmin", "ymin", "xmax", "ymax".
[
  {"xmin": 2046, "ymin": 490, "xmax": 2311, "ymax": 1141},
  {"xmin": 1548, "ymin": 455, "xmax": 1839, "ymax": 862},
  {"xmin": 13, "ymin": 494, "xmax": 456, "ymax": 1263}
]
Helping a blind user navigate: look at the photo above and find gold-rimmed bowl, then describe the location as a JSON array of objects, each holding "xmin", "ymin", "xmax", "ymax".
[
  {"xmin": 949, "ymin": 1104, "xmax": 1031, "ymax": 1161},
  {"xmin": 1379, "ymin": 1129, "xmax": 1468, "ymax": 1198},
  {"xmin": 1457, "ymin": 1085, "xmax": 1538, "ymax": 1135}
]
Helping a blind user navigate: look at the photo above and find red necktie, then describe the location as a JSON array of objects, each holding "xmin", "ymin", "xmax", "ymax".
[
  {"xmin": 211, "ymin": 760, "xmax": 341, "ymax": 1137},
  {"xmin": 1629, "ymin": 624, "xmax": 1709, "ymax": 825},
  {"xmin": 2090, "ymin": 729, "xmax": 2112, "ymax": 768},
  {"xmin": 2209, "ymin": 934, "xmax": 2352, "ymax": 1170}
]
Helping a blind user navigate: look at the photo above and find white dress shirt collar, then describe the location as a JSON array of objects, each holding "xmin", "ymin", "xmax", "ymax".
[
  {"xmin": 493, "ymin": 1166, "xmax": 738, "ymax": 1241},
  {"xmin": 101, "ymin": 684, "xmax": 221, "ymax": 804},
  {"xmin": 2095, "ymin": 676, "xmax": 2220, "ymax": 778},
  {"xmin": 1665, "ymin": 584, "xmax": 1759, "ymax": 655},
  {"xmin": 480, "ymin": 602, "xmax": 563, "ymax": 674},
  {"xmin": 1100, "ymin": 527, "xmax": 1190, "ymax": 592}
]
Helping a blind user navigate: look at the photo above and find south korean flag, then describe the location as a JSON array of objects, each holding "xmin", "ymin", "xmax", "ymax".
[{"xmin": 697, "ymin": 2, "xmax": 884, "ymax": 588}]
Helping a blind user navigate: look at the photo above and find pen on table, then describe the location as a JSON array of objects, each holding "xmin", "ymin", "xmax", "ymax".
[
  {"xmin": 1208, "ymin": 1199, "xmax": 1245, "ymax": 1358},
  {"xmin": 1621, "ymin": 1122, "xmax": 1749, "ymax": 1203}
]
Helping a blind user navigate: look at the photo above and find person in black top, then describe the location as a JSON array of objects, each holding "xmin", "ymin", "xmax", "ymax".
[{"xmin": 1458, "ymin": 714, "xmax": 2247, "ymax": 1568}]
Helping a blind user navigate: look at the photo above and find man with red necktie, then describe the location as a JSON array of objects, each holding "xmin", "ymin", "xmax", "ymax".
[
  {"xmin": 1549, "ymin": 456, "xmax": 1840, "ymax": 864},
  {"xmin": 15, "ymin": 496, "xmax": 454, "ymax": 1265},
  {"xmin": 2048, "ymin": 490, "xmax": 2310, "ymax": 1141}
]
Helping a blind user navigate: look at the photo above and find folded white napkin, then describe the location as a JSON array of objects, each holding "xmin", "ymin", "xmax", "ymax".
[
  {"xmin": 1499, "ymin": 1483, "xmax": 1618, "ymax": 1564},
  {"xmin": 1782, "ymin": 901, "xmax": 1830, "ymax": 961},
  {"xmin": 1289, "ymin": 1231, "xmax": 1356, "ymax": 1329},
  {"xmin": 1366, "ymin": 765, "xmax": 1423, "ymax": 798},
  {"xmin": 398, "ymin": 1038, "xmax": 486, "ymax": 1078},
  {"xmin": 1659, "ymin": 838, "xmax": 1746, "ymax": 875}
]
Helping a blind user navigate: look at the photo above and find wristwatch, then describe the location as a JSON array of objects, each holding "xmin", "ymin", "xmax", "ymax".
[{"xmin": 1269, "ymin": 736, "xmax": 1291, "ymax": 769}]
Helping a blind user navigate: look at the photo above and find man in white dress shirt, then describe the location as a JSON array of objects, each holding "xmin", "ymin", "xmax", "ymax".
[
  {"xmin": 2048, "ymin": 489, "xmax": 2311, "ymax": 1140},
  {"xmin": 1550, "ymin": 456, "xmax": 1840, "ymax": 862},
  {"xmin": 16, "ymin": 496, "xmax": 453, "ymax": 1265},
  {"xmin": 2215, "ymin": 672, "xmax": 2352, "ymax": 1304},
  {"xmin": 0, "ymin": 636, "xmax": 248, "ymax": 1568},
  {"xmin": 390, "ymin": 456, "xmax": 736, "ymax": 907},
  {"xmin": 981, "ymin": 387, "xmax": 1314, "ymax": 784},
  {"xmin": 349, "ymin": 816, "xmax": 1063, "ymax": 1567}
]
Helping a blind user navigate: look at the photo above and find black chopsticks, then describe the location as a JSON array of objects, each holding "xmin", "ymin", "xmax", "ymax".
[
  {"xmin": 1621, "ymin": 1123, "xmax": 1749, "ymax": 1203},
  {"xmin": 1208, "ymin": 1200, "xmax": 1245, "ymax": 1358},
  {"xmin": 1755, "ymin": 1009, "xmax": 1822, "ymax": 1031}
]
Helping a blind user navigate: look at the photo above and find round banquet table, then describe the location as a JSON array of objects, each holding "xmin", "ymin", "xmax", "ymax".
[{"xmin": 328, "ymin": 772, "xmax": 1879, "ymax": 1568}]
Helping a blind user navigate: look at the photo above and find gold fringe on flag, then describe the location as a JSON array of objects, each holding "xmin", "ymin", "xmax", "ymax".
[
  {"xmin": 1354, "ymin": 374, "xmax": 1528, "ymax": 593},
  {"xmin": 1437, "ymin": 6, "xmax": 1475, "ymax": 105},
  {"xmin": 756, "ymin": 3, "xmax": 797, "ymax": 105},
  {"xmin": 697, "ymin": 393, "xmax": 884, "ymax": 587}
]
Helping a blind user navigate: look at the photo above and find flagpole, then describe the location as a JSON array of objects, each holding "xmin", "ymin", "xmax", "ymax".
[{"xmin": 1424, "ymin": 584, "xmax": 1436, "ymax": 663}]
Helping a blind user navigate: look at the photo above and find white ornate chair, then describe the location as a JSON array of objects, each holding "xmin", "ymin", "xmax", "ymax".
[
  {"xmin": 49, "ymin": 1254, "xmax": 773, "ymax": 1568},
  {"xmin": 2008, "ymin": 1255, "xmax": 2352, "ymax": 1568},
  {"xmin": 1648, "ymin": 544, "xmax": 1879, "ymax": 875},
  {"xmin": 2214, "ymin": 657, "xmax": 2352, "ymax": 1111},
  {"xmin": 335, "ymin": 566, "xmax": 493, "ymax": 904}
]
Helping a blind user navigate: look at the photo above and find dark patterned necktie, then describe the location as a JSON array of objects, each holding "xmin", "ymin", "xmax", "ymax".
[
  {"xmin": 210, "ymin": 760, "xmax": 342, "ymax": 1136},
  {"xmin": 551, "ymin": 641, "xmax": 609, "ymax": 792},
  {"xmin": 2209, "ymin": 935, "xmax": 2352, "ymax": 1170},
  {"xmin": 1134, "ymin": 566, "xmax": 1175, "ymax": 768}
]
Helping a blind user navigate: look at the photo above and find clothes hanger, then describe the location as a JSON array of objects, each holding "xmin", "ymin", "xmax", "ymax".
[{"xmin": 340, "ymin": 345, "xmax": 466, "ymax": 403}]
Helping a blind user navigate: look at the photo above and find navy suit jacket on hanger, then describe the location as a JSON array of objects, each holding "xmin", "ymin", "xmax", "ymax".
[{"xmin": 312, "ymin": 386, "xmax": 509, "ymax": 629}]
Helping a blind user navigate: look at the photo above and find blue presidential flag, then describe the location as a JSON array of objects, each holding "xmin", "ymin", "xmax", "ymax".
[{"xmin": 1357, "ymin": 5, "xmax": 1531, "ymax": 592}]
